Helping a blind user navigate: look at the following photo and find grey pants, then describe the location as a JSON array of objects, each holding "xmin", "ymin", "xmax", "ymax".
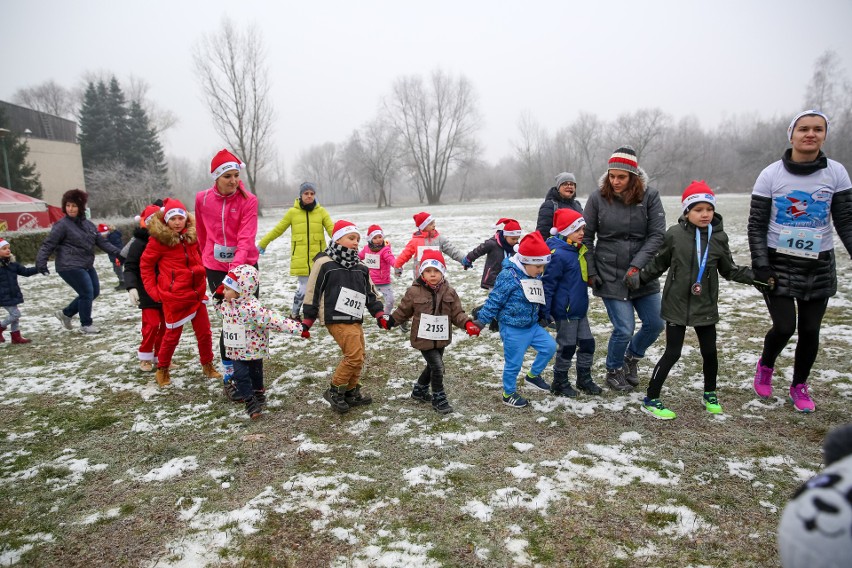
[
  {"xmin": 375, "ymin": 283, "xmax": 394, "ymax": 314},
  {"xmin": 552, "ymin": 317, "xmax": 595, "ymax": 374},
  {"xmin": 1, "ymin": 305, "xmax": 22, "ymax": 332}
]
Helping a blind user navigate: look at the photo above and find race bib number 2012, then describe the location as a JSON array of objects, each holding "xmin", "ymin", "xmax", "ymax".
[{"xmin": 335, "ymin": 287, "xmax": 366, "ymax": 318}]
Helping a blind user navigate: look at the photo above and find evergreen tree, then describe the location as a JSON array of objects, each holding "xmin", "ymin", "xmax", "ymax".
[
  {"xmin": 78, "ymin": 81, "xmax": 115, "ymax": 167},
  {"xmin": 107, "ymin": 77, "xmax": 131, "ymax": 164},
  {"xmin": 126, "ymin": 101, "xmax": 167, "ymax": 172},
  {"xmin": 0, "ymin": 108, "xmax": 43, "ymax": 198}
]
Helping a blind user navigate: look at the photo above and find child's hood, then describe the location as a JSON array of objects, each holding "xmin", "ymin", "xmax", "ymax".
[
  {"xmin": 148, "ymin": 212, "xmax": 198, "ymax": 246},
  {"xmin": 226, "ymin": 264, "xmax": 259, "ymax": 298}
]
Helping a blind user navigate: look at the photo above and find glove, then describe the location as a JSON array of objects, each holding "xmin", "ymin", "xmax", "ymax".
[
  {"xmin": 461, "ymin": 257, "xmax": 473, "ymax": 270},
  {"xmin": 465, "ymin": 321, "xmax": 481, "ymax": 336},
  {"xmin": 538, "ymin": 315, "xmax": 554, "ymax": 328},
  {"xmin": 301, "ymin": 318, "xmax": 314, "ymax": 339},
  {"xmin": 753, "ymin": 266, "xmax": 777, "ymax": 290},
  {"xmin": 114, "ymin": 258, "xmax": 121, "ymax": 267},
  {"xmin": 394, "ymin": 267, "xmax": 403, "ymax": 278},
  {"xmin": 624, "ymin": 266, "xmax": 641, "ymax": 290},
  {"xmin": 128, "ymin": 288, "xmax": 139, "ymax": 307},
  {"xmin": 377, "ymin": 315, "xmax": 392, "ymax": 330},
  {"xmin": 38, "ymin": 266, "xmax": 50, "ymax": 275},
  {"xmin": 588, "ymin": 274, "xmax": 603, "ymax": 289},
  {"xmin": 257, "ymin": 246, "xmax": 265, "ymax": 255}
]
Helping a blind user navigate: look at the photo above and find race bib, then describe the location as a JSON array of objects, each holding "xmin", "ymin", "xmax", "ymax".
[
  {"xmin": 335, "ymin": 287, "xmax": 366, "ymax": 318},
  {"xmin": 417, "ymin": 245, "xmax": 439, "ymax": 260},
  {"xmin": 363, "ymin": 253, "xmax": 381, "ymax": 269},
  {"xmin": 213, "ymin": 243, "xmax": 237, "ymax": 263},
  {"xmin": 777, "ymin": 227, "xmax": 821, "ymax": 259},
  {"xmin": 223, "ymin": 321, "xmax": 246, "ymax": 349},
  {"xmin": 417, "ymin": 314, "xmax": 450, "ymax": 340},
  {"xmin": 521, "ymin": 279, "xmax": 545, "ymax": 304}
]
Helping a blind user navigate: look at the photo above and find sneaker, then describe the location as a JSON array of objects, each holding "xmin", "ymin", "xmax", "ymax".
[
  {"xmin": 606, "ymin": 368, "xmax": 633, "ymax": 392},
  {"xmin": 703, "ymin": 391, "xmax": 723, "ymax": 414},
  {"xmin": 753, "ymin": 358, "xmax": 773, "ymax": 398},
  {"xmin": 623, "ymin": 354, "xmax": 641, "ymax": 387},
  {"xmin": 641, "ymin": 397, "xmax": 676, "ymax": 420},
  {"xmin": 79, "ymin": 324, "xmax": 100, "ymax": 334},
  {"xmin": 502, "ymin": 392, "xmax": 529, "ymax": 408},
  {"xmin": 411, "ymin": 383, "xmax": 433, "ymax": 403},
  {"xmin": 55, "ymin": 310, "xmax": 72, "ymax": 330},
  {"xmin": 139, "ymin": 360, "xmax": 154, "ymax": 372},
  {"xmin": 525, "ymin": 373, "xmax": 551, "ymax": 391},
  {"xmin": 789, "ymin": 383, "xmax": 815, "ymax": 413},
  {"xmin": 224, "ymin": 381, "xmax": 244, "ymax": 403}
]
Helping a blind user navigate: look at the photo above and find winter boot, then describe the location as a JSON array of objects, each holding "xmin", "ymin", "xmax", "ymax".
[
  {"xmin": 411, "ymin": 383, "xmax": 433, "ymax": 403},
  {"xmin": 323, "ymin": 384, "xmax": 350, "ymax": 414},
  {"xmin": 605, "ymin": 367, "xmax": 633, "ymax": 392},
  {"xmin": 254, "ymin": 389, "xmax": 267, "ymax": 406},
  {"xmin": 623, "ymin": 353, "xmax": 641, "ymax": 387},
  {"xmin": 10, "ymin": 331, "xmax": 31, "ymax": 344},
  {"xmin": 201, "ymin": 362, "xmax": 223, "ymax": 380},
  {"xmin": 0, "ymin": 324, "xmax": 5, "ymax": 343},
  {"xmin": 223, "ymin": 381, "xmax": 244, "ymax": 403},
  {"xmin": 431, "ymin": 390, "xmax": 454, "ymax": 414},
  {"xmin": 155, "ymin": 367, "xmax": 171, "ymax": 387},
  {"xmin": 576, "ymin": 368, "xmax": 603, "ymax": 395},
  {"xmin": 244, "ymin": 395, "xmax": 262, "ymax": 420},
  {"xmin": 344, "ymin": 384, "xmax": 372, "ymax": 407},
  {"xmin": 550, "ymin": 371, "xmax": 578, "ymax": 398}
]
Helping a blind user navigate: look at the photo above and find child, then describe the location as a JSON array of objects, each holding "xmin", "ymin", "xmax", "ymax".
[
  {"xmin": 140, "ymin": 198, "xmax": 223, "ymax": 387},
  {"xmin": 358, "ymin": 224, "xmax": 396, "ymax": 313},
  {"xmin": 123, "ymin": 204, "xmax": 167, "ymax": 372},
  {"xmin": 626, "ymin": 181, "xmax": 759, "ymax": 419},
  {"xmin": 542, "ymin": 209, "xmax": 603, "ymax": 397},
  {"xmin": 0, "ymin": 238, "xmax": 42, "ymax": 344},
  {"xmin": 98, "ymin": 223, "xmax": 125, "ymax": 290},
  {"xmin": 301, "ymin": 220, "xmax": 386, "ymax": 414},
  {"xmin": 473, "ymin": 232, "xmax": 557, "ymax": 408},
  {"xmin": 215, "ymin": 265, "xmax": 302, "ymax": 419},
  {"xmin": 382, "ymin": 249, "xmax": 480, "ymax": 414},
  {"xmin": 394, "ymin": 212, "xmax": 465, "ymax": 279}
]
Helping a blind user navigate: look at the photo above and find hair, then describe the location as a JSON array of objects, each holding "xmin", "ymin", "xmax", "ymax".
[
  {"xmin": 61, "ymin": 189, "xmax": 88, "ymax": 219},
  {"xmin": 600, "ymin": 171, "xmax": 645, "ymax": 206}
]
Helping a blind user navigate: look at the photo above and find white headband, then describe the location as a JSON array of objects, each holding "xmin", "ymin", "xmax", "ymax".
[
  {"xmin": 211, "ymin": 161, "xmax": 242, "ymax": 180},
  {"xmin": 0, "ymin": 239, "xmax": 9, "ymax": 248},
  {"xmin": 682, "ymin": 192, "xmax": 716, "ymax": 213},
  {"xmin": 787, "ymin": 110, "xmax": 830, "ymax": 142},
  {"xmin": 515, "ymin": 252, "xmax": 551, "ymax": 265},
  {"xmin": 501, "ymin": 228, "xmax": 522, "ymax": 237},
  {"xmin": 164, "ymin": 207, "xmax": 187, "ymax": 222},
  {"xmin": 367, "ymin": 228, "xmax": 383, "ymax": 240},
  {"xmin": 417, "ymin": 215, "xmax": 435, "ymax": 231},
  {"xmin": 332, "ymin": 225, "xmax": 359, "ymax": 242},
  {"xmin": 419, "ymin": 258, "xmax": 446, "ymax": 275}
]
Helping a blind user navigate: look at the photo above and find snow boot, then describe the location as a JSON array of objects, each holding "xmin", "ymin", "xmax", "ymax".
[
  {"xmin": 623, "ymin": 353, "xmax": 641, "ymax": 387},
  {"xmin": 344, "ymin": 384, "xmax": 372, "ymax": 407},
  {"xmin": 323, "ymin": 384, "xmax": 350, "ymax": 414},
  {"xmin": 254, "ymin": 389, "xmax": 267, "ymax": 407},
  {"xmin": 201, "ymin": 362, "xmax": 223, "ymax": 380},
  {"xmin": 10, "ymin": 330, "xmax": 31, "ymax": 344},
  {"xmin": 431, "ymin": 390, "xmax": 454, "ymax": 414},
  {"xmin": 244, "ymin": 395, "xmax": 262, "ymax": 420},
  {"xmin": 550, "ymin": 371, "xmax": 578, "ymax": 398},
  {"xmin": 411, "ymin": 383, "xmax": 433, "ymax": 403},
  {"xmin": 576, "ymin": 368, "xmax": 603, "ymax": 395},
  {"xmin": 155, "ymin": 367, "xmax": 171, "ymax": 387},
  {"xmin": 223, "ymin": 381, "xmax": 244, "ymax": 403}
]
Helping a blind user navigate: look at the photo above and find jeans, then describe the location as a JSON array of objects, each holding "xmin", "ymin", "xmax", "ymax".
[
  {"xmin": 1, "ymin": 305, "xmax": 22, "ymax": 332},
  {"xmin": 292, "ymin": 276, "xmax": 309, "ymax": 316},
  {"xmin": 500, "ymin": 323, "xmax": 557, "ymax": 395},
  {"xmin": 233, "ymin": 359, "xmax": 264, "ymax": 400},
  {"xmin": 58, "ymin": 267, "xmax": 100, "ymax": 327},
  {"xmin": 417, "ymin": 347, "xmax": 446, "ymax": 392},
  {"xmin": 602, "ymin": 293, "xmax": 664, "ymax": 370}
]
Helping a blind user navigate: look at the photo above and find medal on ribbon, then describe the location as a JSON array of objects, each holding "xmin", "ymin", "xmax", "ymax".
[{"xmin": 692, "ymin": 224, "xmax": 712, "ymax": 297}]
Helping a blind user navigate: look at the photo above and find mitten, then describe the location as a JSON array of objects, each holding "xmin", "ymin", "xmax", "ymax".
[
  {"xmin": 213, "ymin": 283, "xmax": 226, "ymax": 303},
  {"xmin": 461, "ymin": 257, "xmax": 473, "ymax": 270},
  {"xmin": 588, "ymin": 274, "xmax": 603, "ymax": 289},
  {"xmin": 301, "ymin": 318, "xmax": 314, "ymax": 339},
  {"xmin": 128, "ymin": 288, "xmax": 139, "ymax": 307},
  {"xmin": 465, "ymin": 321, "xmax": 481, "ymax": 337},
  {"xmin": 624, "ymin": 267, "xmax": 641, "ymax": 290},
  {"xmin": 377, "ymin": 315, "xmax": 391, "ymax": 330}
]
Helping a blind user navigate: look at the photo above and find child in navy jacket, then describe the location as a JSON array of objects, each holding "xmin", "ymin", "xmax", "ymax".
[{"xmin": 0, "ymin": 238, "xmax": 42, "ymax": 344}]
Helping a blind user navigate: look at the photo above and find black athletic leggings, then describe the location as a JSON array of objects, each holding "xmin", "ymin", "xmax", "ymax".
[
  {"xmin": 647, "ymin": 324, "xmax": 717, "ymax": 400},
  {"xmin": 761, "ymin": 295, "xmax": 829, "ymax": 386}
]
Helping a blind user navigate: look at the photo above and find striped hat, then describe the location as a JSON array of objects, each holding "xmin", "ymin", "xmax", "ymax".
[{"xmin": 608, "ymin": 145, "xmax": 640, "ymax": 176}]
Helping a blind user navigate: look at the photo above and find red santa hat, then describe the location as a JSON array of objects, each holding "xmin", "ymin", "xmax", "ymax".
[
  {"xmin": 97, "ymin": 223, "xmax": 110, "ymax": 235},
  {"xmin": 550, "ymin": 209, "xmax": 586, "ymax": 237},
  {"xmin": 496, "ymin": 218, "xmax": 522, "ymax": 237},
  {"xmin": 681, "ymin": 180, "xmax": 716, "ymax": 213},
  {"xmin": 162, "ymin": 198, "xmax": 188, "ymax": 222},
  {"xmin": 221, "ymin": 270, "xmax": 241, "ymax": 292},
  {"xmin": 331, "ymin": 220, "xmax": 360, "ymax": 242},
  {"xmin": 413, "ymin": 212, "xmax": 435, "ymax": 231},
  {"xmin": 210, "ymin": 149, "xmax": 245, "ymax": 180},
  {"xmin": 367, "ymin": 224, "xmax": 384, "ymax": 240},
  {"xmin": 419, "ymin": 249, "xmax": 446, "ymax": 275},
  {"xmin": 0, "ymin": 239, "xmax": 9, "ymax": 248},
  {"xmin": 514, "ymin": 232, "xmax": 551, "ymax": 265},
  {"xmin": 136, "ymin": 204, "xmax": 161, "ymax": 228}
]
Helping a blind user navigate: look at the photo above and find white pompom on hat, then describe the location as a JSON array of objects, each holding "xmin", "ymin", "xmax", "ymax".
[{"xmin": 550, "ymin": 209, "xmax": 585, "ymax": 237}]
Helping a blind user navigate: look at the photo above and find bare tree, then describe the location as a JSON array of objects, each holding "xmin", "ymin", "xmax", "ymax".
[
  {"xmin": 386, "ymin": 70, "xmax": 481, "ymax": 204},
  {"xmin": 12, "ymin": 80, "xmax": 75, "ymax": 118},
  {"xmin": 568, "ymin": 111, "xmax": 604, "ymax": 189},
  {"xmin": 126, "ymin": 76, "xmax": 179, "ymax": 135},
  {"xmin": 295, "ymin": 142, "xmax": 349, "ymax": 204},
  {"xmin": 513, "ymin": 111, "xmax": 547, "ymax": 197},
  {"xmin": 193, "ymin": 20, "xmax": 275, "ymax": 195},
  {"xmin": 351, "ymin": 116, "xmax": 402, "ymax": 207},
  {"xmin": 608, "ymin": 108, "xmax": 671, "ymax": 161}
]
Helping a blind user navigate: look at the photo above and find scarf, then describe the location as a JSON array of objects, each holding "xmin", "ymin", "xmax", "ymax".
[
  {"xmin": 325, "ymin": 241, "xmax": 359, "ymax": 269},
  {"xmin": 781, "ymin": 148, "xmax": 828, "ymax": 176},
  {"xmin": 368, "ymin": 242, "xmax": 385, "ymax": 252},
  {"xmin": 418, "ymin": 277, "xmax": 445, "ymax": 293},
  {"xmin": 299, "ymin": 199, "xmax": 317, "ymax": 212},
  {"xmin": 496, "ymin": 231, "xmax": 516, "ymax": 256}
]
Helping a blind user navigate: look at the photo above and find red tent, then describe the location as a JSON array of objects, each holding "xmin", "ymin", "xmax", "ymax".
[{"xmin": 0, "ymin": 186, "xmax": 58, "ymax": 231}]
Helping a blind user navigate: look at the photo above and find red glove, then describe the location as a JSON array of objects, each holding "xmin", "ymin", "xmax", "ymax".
[
  {"xmin": 301, "ymin": 318, "xmax": 314, "ymax": 339},
  {"xmin": 465, "ymin": 321, "xmax": 481, "ymax": 337},
  {"xmin": 114, "ymin": 258, "xmax": 121, "ymax": 267}
]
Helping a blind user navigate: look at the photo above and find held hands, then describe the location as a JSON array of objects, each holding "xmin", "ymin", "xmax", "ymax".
[
  {"xmin": 461, "ymin": 257, "xmax": 473, "ymax": 270},
  {"xmin": 624, "ymin": 266, "xmax": 641, "ymax": 290},
  {"xmin": 753, "ymin": 266, "xmax": 777, "ymax": 292},
  {"xmin": 128, "ymin": 288, "xmax": 139, "ymax": 307},
  {"xmin": 465, "ymin": 321, "xmax": 481, "ymax": 337},
  {"xmin": 38, "ymin": 266, "xmax": 49, "ymax": 275},
  {"xmin": 257, "ymin": 246, "xmax": 265, "ymax": 255},
  {"xmin": 377, "ymin": 314, "xmax": 395, "ymax": 330},
  {"xmin": 394, "ymin": 267, "xmax": 403, "ymax": 278},
  {"xmin": 587, "ymin": 274, "xmax": 603, "ymax": 289},
  {"xmin": 301, "ymin": 319, "xmax": 314, "ymax": 339}
]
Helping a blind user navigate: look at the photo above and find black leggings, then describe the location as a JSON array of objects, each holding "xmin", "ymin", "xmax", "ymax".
[
  {"xmin": 761, "ymin": 295, "xmax": 829, "ymax": 385},
  {"xmin": 647, "ymin": 324, "xmax": 717, "ymax": 399}
]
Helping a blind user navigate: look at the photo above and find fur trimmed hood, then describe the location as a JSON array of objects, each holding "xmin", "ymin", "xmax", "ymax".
[{"xmin": 147, "ymin": 212, "xmax": 198, "ymax": 246}]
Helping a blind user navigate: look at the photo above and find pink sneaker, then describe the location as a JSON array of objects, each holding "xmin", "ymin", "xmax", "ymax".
[
  {"xmin": 753, "ymin": 358, "xmax": 773, "ymax": 398},
  {"xmin": 789, "ymin": 383, "xmax": 815, "ymax": 413}
]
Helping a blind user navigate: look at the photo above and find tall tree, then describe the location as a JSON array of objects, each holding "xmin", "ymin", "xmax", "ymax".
[
  {"xmin": 193, "ymin": 20, "xmax": 275, "ymax": 195},
  {"xmin": 77, "ymin": 81, "xmax": 115, "ymax": 168},
  {"xmin": 106, "ymin": 77, "xmax": 131, "ymax": 164},
  {"xmin": 0, "ymin": 108, "xmax": 43, "ymax": 197},
  {"xmin": 351, "ymin": 116, "xmax": 401, "ymax": 207},
  {"xmin": 126, "ymin": 101, "xmax": 166, "ymax": 171}
]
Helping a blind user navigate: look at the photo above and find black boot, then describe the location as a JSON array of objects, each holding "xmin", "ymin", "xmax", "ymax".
[
  {"xmin": 623, "ymin": 353, "xmax": 641, "ymax": 387},
  {"xmin": 323, "ymin": 384, "xmax": 350, "ymax": 414},
  {"xmin": 605, "ymin": 367, "xmax": 633, "ymax": 392},
  {"xmin": 244, "ymin": 395, "xmax": 262, "ymax": 419},
  {"xmin": 550, "ymin": 371, "xmax": 578, "ymax": 397},
  {"xmin": 576, "ymin": 368, "xmax": 603, "ymax": 395},
  {"xmin": 411, "ymin": 383, "xmax": 432, "ymax": 402},
  {"xmin": 431, "ymin": 390, "xmax": 454, "ymax": 414},
  {"xmin": 254, "ymin": 388, "xmax": 267, "ymax": 406},
  {"xmin": 345, "ymin": 384, "xmax": 372, "ymax": 407}
]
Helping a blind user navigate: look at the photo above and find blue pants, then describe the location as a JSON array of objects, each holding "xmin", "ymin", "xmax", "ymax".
[
  {"xmin": 499, "ymin": 323, "xmax": 556, "ymax": 395},
  {"xmin": 233, "ymin": 359, "xmax": 264, "ymax": 400},
  {"xmin": 601, "ymin": 293, "xmax": 664, "ymax": 370},
  {"xmin": 58, "ymin": 267, "xmax": 100, "ymax": 327}
]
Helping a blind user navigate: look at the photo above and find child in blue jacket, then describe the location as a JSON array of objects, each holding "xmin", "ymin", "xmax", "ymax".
[
  {"xmin": 0, "ymin": 238, "xmax": 43, "ymax": 344},
  {"xmin": 542, "ymin": 209, "xmax": 603, "ymax": 397},
  {"xmin": 473, "ymin": 232, "xmax": 557, "ymax": 408}
]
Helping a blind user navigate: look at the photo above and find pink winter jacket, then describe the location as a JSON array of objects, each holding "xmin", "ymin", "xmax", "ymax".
[
  {"xmin": 194, "ymin": 182, "xmax": 260, "ymax": 272},
  {"xmin": 358, "ymin": 243, "xmax": 395, "ymax": 285}
]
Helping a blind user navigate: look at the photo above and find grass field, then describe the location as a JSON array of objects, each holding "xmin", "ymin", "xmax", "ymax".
[{"xmin": 1, "ymin": 194, "xmax": 850, "ymax": 567}]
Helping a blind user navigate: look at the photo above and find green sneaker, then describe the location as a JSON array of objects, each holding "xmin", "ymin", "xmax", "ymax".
[
  {"xmin": 703, "ymin": 391, "xmax": 723, "ymax": 414},
  {"xmin": 641, "ymin": 397, "xmax": 676, "ymax": 420}
]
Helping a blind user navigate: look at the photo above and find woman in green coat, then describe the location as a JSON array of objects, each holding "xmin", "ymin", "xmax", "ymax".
[{"xmin": 257, "ymin": 182, "xmax": 333, "ymax": 319}]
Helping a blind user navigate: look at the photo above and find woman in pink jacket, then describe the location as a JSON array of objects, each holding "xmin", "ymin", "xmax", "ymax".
[{"xmin": 194, "ymin": 149, "xmax": 260, "ymax": 382}]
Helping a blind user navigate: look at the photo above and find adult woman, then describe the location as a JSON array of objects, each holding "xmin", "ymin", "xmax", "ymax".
[
  {"xmin": 748, "ymin": 110, "xmax": 852, "ymax": 413},
  {"xmin": 36, "ymin": 189, "xmax": 121, "ymax": 334},
  {"xmin": 583, "ymin": 146, "xmax": 666, "ymax": 391},
  {"xmin": 536, "ymin": 171, "xmax": 584, "ymax": 239},
  {"xmin": 195, "ymin": 149, "xmax": 259, "ymax": 377},
  {"xmin": 257, "ymin": 182, "xmax": 333, "ymax": 319}
]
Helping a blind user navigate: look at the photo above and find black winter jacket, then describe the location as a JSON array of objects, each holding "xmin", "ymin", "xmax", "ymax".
[
  {"xmin": 303, "ymin": 253, "xmax": 383, "ymax": 325},
  {"xmin": 465, "ymin": 231, "xmax": 516, "ymax": 289},
  {"xmin": 36, "ymin": 215, "xmax": 121, "ymax": 272},
  {"xmin": 0, "ymin": 258, "xmax": 38, "ymax": 306},
  {"xmin": 123, "ymin": 227, "xmax": 162, "ymax": 310},
  {"xmin": 536, "ymin": 187, "xmax": 583, "ymax": 239}
]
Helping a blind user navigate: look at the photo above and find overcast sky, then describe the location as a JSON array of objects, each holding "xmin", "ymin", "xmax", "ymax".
[{"xmin": 4, "ymin": 0, "xmax": 852, "ymax": 175}]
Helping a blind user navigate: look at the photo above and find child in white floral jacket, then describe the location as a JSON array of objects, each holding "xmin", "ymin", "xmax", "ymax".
[{"xmin": 216, "ymin": 264, "xmax": 302, "ymax": 419}]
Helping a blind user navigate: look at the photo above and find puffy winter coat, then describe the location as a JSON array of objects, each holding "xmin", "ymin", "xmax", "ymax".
[
  {"xmin": 123, "ymin": 226, "xmax": 162, "ymax": 311},
  {"xmin": 258, "ymin": 199, "xmax": 333, "ymax": 276},
  {"xmin": 465, "ymin": 231, "xmax": 516, "ymax": 289},
  {"xmin": 583, "ymin": 175, "xmax": 666, "ymax": 300},
  {"xmin": 140, "ymin": 214, "xmax": 208, "ymax": 328},
  {"xmin": 219, "ymin": 265, "xmax": 301, "ymax": 360},
  {"xmin": 391, "ymin": 278, "xmax": 470, "ymax": 350},
  {"xmin": 542, "ymin": 236, "xmax": 589, "ymax": 321},
  {"xmin": 536, "ymin": 186, "xmax": 584, "ymax": 239},
  {"xmin": 303, "ymin": 253, "xmax": 384, "ymax": 325},
  {"xmin": 0, "ymin": 257, "xmax": 38, "ymax": 306},
  {"xmin": 476, "ymin": 257, "xmax": 542, "ymax": 329},
  {"xmin": 641, "ymin": 214, "xmax": 754, "ymax": 327},
  {"xmin": 194, "ymin": 182, "xmax": 260, "ymax": 272},
  {"xmin": 358, "ymin": 243, "xmax": 395, "ymax": 285},
  {"xmin": 36, "ymin": 215, "xmax": 121, "ymax": 273},
  {"xmin": 395, "ymin": 230, "xmax": 464, "ymax": 277}
]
